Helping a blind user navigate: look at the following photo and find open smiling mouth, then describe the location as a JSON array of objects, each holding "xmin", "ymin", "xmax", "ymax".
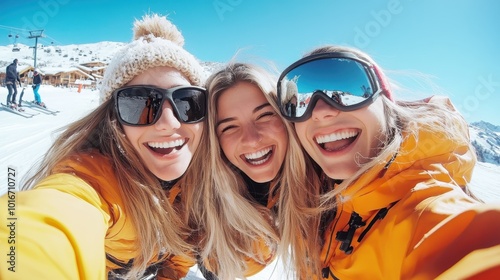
[
  {"xmin": 147, "ymin": 139, "xmax": 187, "ymax": 155},
  {"xmin": 243, "ymin": 146, "xmax": 274, "ymax": 165},
  {"xmin": 315, "ymin": 129, "xmax": 359, "ymax": 152}
]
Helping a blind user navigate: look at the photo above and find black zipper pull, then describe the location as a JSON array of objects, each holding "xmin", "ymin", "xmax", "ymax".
[
  {"xmin": 335, "ymin": 212, "xmax": 365, "ymax": 254},
  {"xmin": 322, "ymin": 267, "xmax": 330, "ymax": 278}
]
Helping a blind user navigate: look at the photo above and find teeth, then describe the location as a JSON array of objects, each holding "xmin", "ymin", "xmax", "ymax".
[
  {"xmin": 249, "ymin": 158, "xmax": 268, "ymax": 165},
  {"xmin": 244, "ymin": 147, "xmax": 272, "ymax": 160},
  {"xmin": 315, "ymin": 130, "xmax": 358, "ymax": 144},
  {"xmin": 148, "ymin": 139, "xmax": 185, "ymax": 149}
]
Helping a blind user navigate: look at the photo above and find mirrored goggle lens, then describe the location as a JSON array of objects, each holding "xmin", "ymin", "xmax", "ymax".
[
  {"xmin": 116, "ymin": 87, "xmax": 206, "ymax": 126},
  {"xmin": 278, "ymin": 57, "xmax": 376, "ymax": 119}
]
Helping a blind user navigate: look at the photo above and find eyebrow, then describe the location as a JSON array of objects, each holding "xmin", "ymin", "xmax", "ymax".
[{"xmin": 216, "ymin": 102, "xmax": 272, "ymax": 128}]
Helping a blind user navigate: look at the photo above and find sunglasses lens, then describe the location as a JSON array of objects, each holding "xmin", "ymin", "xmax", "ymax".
[
  {"xmin": 116, "ymin": 87, "xmax": 161, "ymax": 125},
  {"xmin": 279, "ymin": 57, "xmax": 375, "ymax": 120},
  {"xmin": 172, "ymin": 88, "xmax": 206, "ymax": 123}
]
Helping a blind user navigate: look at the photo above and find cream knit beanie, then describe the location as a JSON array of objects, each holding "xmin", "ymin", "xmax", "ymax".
[{"xmin": 99, "ymin": 14, "xmax": 206, "ymax": 103}]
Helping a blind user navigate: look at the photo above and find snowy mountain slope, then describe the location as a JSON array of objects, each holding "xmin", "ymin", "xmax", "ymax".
[
  {"xmin": 0, "ymin": 42, "xmax": 125, "ymax": 69},
  {"xmin": 0, "ymin": 42, "xmax": 222, "ymax": 75},
  {"xmin": 470, "ymin": 121, "xmax": 500, "ymax": 165}
]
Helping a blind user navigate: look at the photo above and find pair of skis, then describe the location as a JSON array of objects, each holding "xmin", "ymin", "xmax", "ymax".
[
  {"xmin": 1, "ymin": 102, "xmax": 59, "ymax": 118},
  {"xmin": 1, "ymin": 103, "xmax": 38, "ymax": 118},
  {"xmin": 23, "ymin": 101, "xmax": 60, "ymax": 115}
]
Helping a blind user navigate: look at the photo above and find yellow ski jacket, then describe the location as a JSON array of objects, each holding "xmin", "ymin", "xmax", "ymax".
[
  {"xmin": 0, "ymin": 151, "xmax": 194, "ymax": 280},
  {"xmin": 319, "ymin": 97, "xmax": 500, "ymax": 279}
]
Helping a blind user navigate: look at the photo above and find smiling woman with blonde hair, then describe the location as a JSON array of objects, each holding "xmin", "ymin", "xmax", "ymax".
[
  {"xmin": 276, "ymin": 45, "xmax": 500, "ymax": 279},
  {"xmin": 0, "ymin": 14, "xmax": 209, "ymax": 280},
  {"xmin": 196, "ymin": 62, "xmax": 321, "ymax": 279}
]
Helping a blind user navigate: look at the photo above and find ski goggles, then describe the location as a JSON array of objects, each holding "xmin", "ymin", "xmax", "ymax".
[
  {"xmin": 114, "ymin": 85, "xmax": 206, "ymax": 126},
  {"xmin": 277, "ymin": 52, "xmax": 388, "ymax": 122}
]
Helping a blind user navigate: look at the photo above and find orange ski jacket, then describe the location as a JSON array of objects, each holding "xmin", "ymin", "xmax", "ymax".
[
  {"xmin": 319, "ymin": 96, "xmax": 500, "ymax": 280},
  {"xmin": 0, "ymin": 151, "xmax": 194, "ymax": 279}
]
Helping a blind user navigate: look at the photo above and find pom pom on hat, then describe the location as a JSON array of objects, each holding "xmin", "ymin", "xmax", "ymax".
[
  {"xmin": 133, "ymin": 14, "xmax": 184, "ymax": 45},
  {"xmin": 99, "ymin": 14, "xmax": 206, "ymax": 103}
]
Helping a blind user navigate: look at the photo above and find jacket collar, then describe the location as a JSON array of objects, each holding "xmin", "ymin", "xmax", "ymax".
[{"xmin": 338, "ymin": 125, "xmax": 475, "ymax": 215}]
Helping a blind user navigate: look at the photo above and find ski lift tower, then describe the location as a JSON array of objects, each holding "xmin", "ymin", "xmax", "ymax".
[{"xmin": 28, "ymin": 30, "xmax": 44, "ymax": 69}]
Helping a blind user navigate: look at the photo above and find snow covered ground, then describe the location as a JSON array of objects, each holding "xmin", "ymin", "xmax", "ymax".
[{"xmin": 1, "ymin": 86, "xmax": 499, "ymax": 279}]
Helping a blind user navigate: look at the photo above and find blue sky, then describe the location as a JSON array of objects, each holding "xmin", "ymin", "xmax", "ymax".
[{"xmin": 1, "ymin": 0, "xmax": 499, "ymax": 125}]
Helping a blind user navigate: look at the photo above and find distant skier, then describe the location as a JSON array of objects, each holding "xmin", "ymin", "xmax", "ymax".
[
  {"xmin": 5, "ymin": 59, "xmax": 22, "ymax": 109},
  {"xmin": 32, "ymin": 70, "xmax": 45, "ymax": 107}
]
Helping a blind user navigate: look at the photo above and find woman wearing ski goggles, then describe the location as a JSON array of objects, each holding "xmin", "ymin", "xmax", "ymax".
[{"xmin": 276, "ymin": 46, "xmax": 500, "ymax": 279}]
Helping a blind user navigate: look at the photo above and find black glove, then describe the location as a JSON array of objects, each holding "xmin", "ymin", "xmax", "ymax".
[{"xmin": 32, "ymin": 85, "xmax": 36, "ymax": 89}]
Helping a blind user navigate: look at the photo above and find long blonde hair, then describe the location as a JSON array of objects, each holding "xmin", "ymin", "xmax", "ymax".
[
  {"xmin": 197, "ymin": 63, "xmax": 321, "ymax": 279},
  {"xmin": 23, "ymin": 98, "xmax": 208, "ymax": 279}
]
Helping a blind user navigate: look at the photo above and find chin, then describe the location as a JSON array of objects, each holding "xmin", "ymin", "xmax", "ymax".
[
  {"xmin": 248, "ymin": 171, "xmax": 277, "ymax": 183},
  {"xmin": 322, "ymin": 165, "xmax": 356, "ymax": 180},
  {"xmin": 251, "ymin": 176, "xmax": 273, "ymax": 183},
  {"xmin": 153, "ymin": 163, "xmax": 190, "ymax": 181}
]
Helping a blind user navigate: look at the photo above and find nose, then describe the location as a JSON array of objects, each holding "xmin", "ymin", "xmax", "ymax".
[
  {"xmin": 241, "ymin": 123, "xmax": 262, "ymax": 147},
  {"xmin": 154, "ymin": 101, "xmax": 181, "ymax": 131},
  {"xmin": 311, "ymin": 99, "xmax": 340, "ymax": 121}
]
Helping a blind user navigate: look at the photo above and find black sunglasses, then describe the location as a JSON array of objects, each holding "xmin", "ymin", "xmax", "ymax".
[
  {"xmin": 114, "ymin": 85, "xmax": 206, "ymax": 126},
  {"xmin": 277, "ymin": 52, "xmax": 387, "ymax": 122}
]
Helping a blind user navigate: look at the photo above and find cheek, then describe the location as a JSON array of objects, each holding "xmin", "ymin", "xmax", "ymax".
[
  {"xmin": 218, "ymin": 136, "xmax": 233, "ymax": 158},
  {"xmin": 122, "ymin": 126, "xmax": 140, "ymax": 147},
  {"xmin": 188, "ymin": 123, "xmax": 204, "ymax": 151},
  {"xmin": 268, "ymin": 119, "xmax": 287, "ymax": 138},
  {"xmin": 293, "ymin": 122, "xmax": 308, "ymax": 146},
  {"xmin": 362, "ymin": 104, "xmax": 388, "ymax": 155}
]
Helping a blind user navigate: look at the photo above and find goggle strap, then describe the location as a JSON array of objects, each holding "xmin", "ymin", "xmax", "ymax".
[{"xmin": 372, "ymin": 65, "xmax": 392, "ymax": 100}]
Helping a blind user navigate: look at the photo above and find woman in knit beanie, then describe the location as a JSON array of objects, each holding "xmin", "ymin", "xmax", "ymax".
[{"xmin": 0, "ymin": 14, "xmax": 207, "ymax": 279}]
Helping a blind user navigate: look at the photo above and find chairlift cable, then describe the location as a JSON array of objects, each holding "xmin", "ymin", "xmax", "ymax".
[{"xmin": 0, "ymin": 24, "xmax": 30, "ymax": 32}]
